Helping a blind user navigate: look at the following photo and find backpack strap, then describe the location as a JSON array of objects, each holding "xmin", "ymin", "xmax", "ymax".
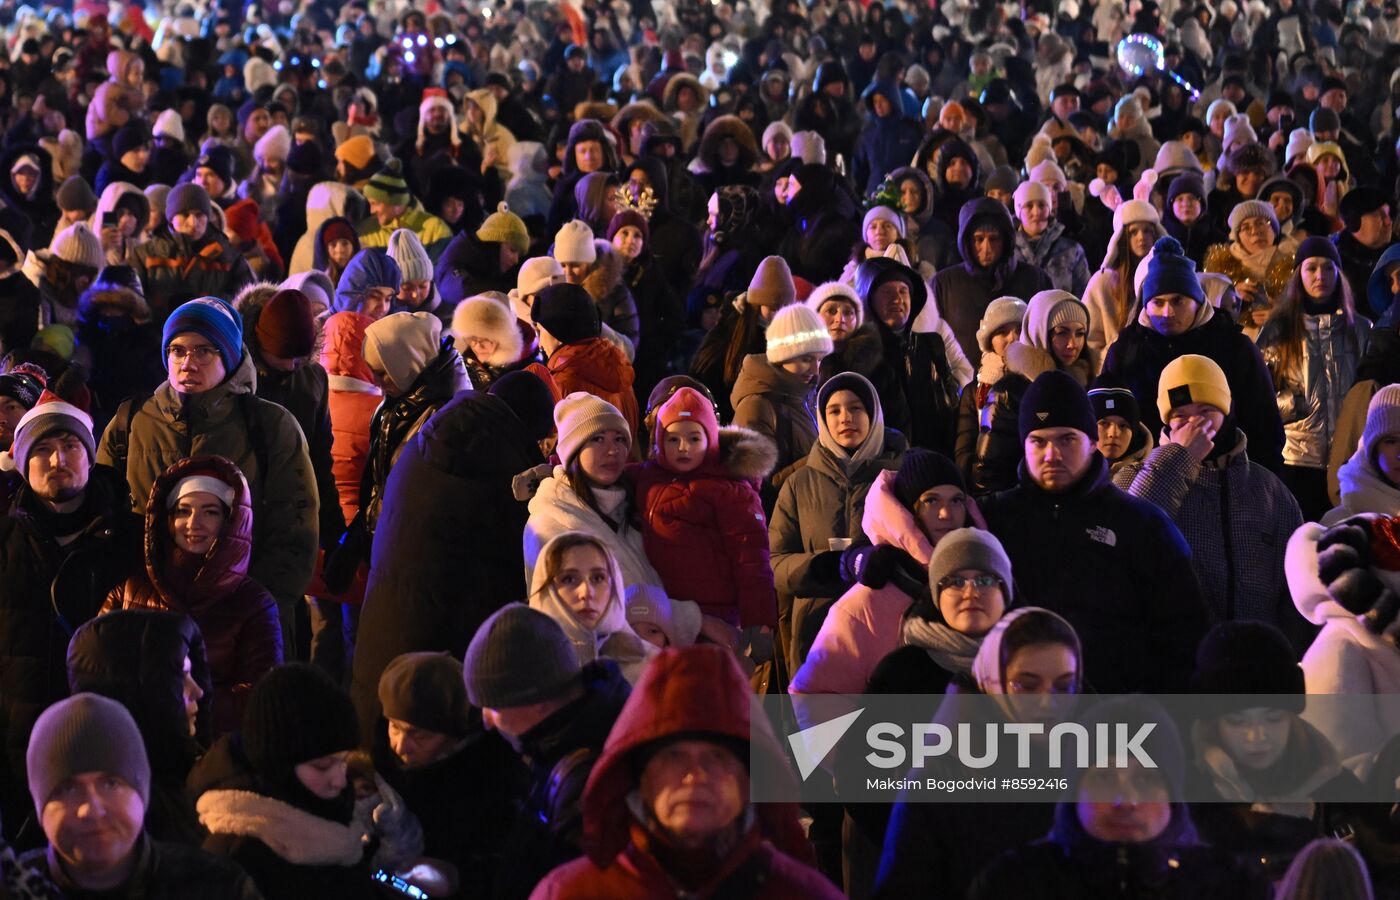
[{"xmin": 106, "ymin": 390, "xmax": 152, "ymax": 501}]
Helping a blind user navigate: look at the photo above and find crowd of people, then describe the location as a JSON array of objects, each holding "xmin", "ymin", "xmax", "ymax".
[{"xmin": 5, "ymin": 0, "xmax": 1400, "ymax": 896}]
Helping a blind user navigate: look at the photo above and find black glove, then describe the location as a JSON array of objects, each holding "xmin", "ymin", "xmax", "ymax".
[
  {"xmin": 841, "ymin": 544, "xmax": 902, "ymax": 589},
  {"xmin": 807, "ymin": 550, "xmax": 844, "ymax": 586}
]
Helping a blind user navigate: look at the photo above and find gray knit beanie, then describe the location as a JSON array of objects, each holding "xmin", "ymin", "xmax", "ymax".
[
  {"xmin": 928, "ymin": 527, "xmax": 1016, "ymax": 604},
  {"xmin": 464, "ymin": 604, "xmax": 582, "ymax": 709},
  {"xmin": 386, "ymin": 228, "xmax": 433, "ymax": 283},
  {"xmin": 27, "ymin": 693, "xmax": 151, "ymax": 811}
]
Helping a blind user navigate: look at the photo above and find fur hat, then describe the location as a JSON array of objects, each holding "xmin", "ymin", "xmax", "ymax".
[
  {"xmin": 451, "ymin": 295, "xmax": 524, "ymax": 366},
  {"xmin": 253, "ymin": 124, "xmax": 291, "ymax": 166}
]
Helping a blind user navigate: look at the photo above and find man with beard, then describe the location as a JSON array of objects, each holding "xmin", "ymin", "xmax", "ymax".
[{"xmin": 0, "ymin": 392, "xmax": 142, "ymax": 842}]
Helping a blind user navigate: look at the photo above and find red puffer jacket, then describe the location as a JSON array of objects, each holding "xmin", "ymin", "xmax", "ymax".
[
  {"xmin": 101, "ymin": 455, "xmax": 283, "ymax": 734},
  {"xmin": 632, "ymin": 426, "xmax": 778, "ymax": 628}
]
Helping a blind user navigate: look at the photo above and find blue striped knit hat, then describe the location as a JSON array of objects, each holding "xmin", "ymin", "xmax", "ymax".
[{"xmin": 162, "ymin": 297, "xmax": 244, "ymax": 373}]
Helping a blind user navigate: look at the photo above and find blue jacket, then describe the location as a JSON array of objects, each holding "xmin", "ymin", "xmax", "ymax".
[{"xmin": 853, "ymin": 81, "xmax": 923, "ymax": 194}]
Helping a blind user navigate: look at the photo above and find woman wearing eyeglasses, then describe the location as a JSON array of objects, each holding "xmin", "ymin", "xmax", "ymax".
[
  {"xmin": 1204, "ymin": 200, "xmax": 1295, "ymax": 337},
  {"xmin": 864, "ymin": 527, "xmax": 1016, "ymax": 696}
]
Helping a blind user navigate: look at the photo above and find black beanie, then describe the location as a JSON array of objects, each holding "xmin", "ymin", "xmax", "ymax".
[
  {"xmin": 489, "ymin": 370, "xmax": 557, "ymax": 442},
  {"xmin": 1018, "ymin": 370, "xmax": 1098, "ymax": 441},
  {"xmin": 1087, "ymin": 376, "xmax": 1142, "ymax": 430},
  {"xmin": 1339, "ymin": 188, "xmax": 1387, "ymax": 233},
  {"xmin": 817, "ymin": 371, "xmax": 876, "ymax": 421},
  {"xmin": 1190, "ymin": 621, "xmax": 1305, "ymax": 715},
  {"xmin": 242, "ymin": 664, "xmax": 360, "ymax": 775},
  {"xmin": 377, "ymin": 652, "xmax": 471, "ymax": 739},
  {"xmin": 531, "ymin": 282, "xmax": 600, "ymax": 345},
  {"xmin": 892, "ymin": 448, "xmax": 965, "ymax": 510}
]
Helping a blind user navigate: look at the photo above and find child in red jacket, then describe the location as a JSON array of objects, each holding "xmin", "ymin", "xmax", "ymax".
[{"xmin": 632, "ymin": 387, "xmax": 778, "ymax": 628}]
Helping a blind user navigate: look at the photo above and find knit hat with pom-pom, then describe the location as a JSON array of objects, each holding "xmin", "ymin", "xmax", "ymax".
[
  {"xmin": 477, "ymin": 202, "xmax": 530, "ymax": 254},
  {"xmin": 1140, "ymin": 235, "xmax": 1204, "ymax": 304}
]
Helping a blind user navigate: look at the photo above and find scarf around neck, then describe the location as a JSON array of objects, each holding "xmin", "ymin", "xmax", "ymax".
[{"xmin": 901, "ymin": 615, "xmax": 983, "ymax": 675}]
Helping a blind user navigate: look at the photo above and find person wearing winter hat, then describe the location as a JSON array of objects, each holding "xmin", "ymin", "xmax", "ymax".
[
  {"xmin": 476, "ymin": 202, "xmax": 530, "ymax": 261},
  {"xmin": 1203, "ymin": 199, "xmax": 1292, "ymax": 331},
  {"xmin": 1102, "ymin": 235, "xmax": 1286, "ymax": 472},
  {"xmin": 1083, "ymin": 195, "xmax": 1166, "ymax": 357},
  {"xmin": 1336, "ymin": 190, "xmax": 1394, "ymax": 316},
  {"xmin": 1162, "ymin": 171, "xmax": 1226, "ymax": 263},
  {"xmin": 359, "ymin": 311, "xmax": 470, "ymax": 536},
  {"xmin": 334, "ymin": 135, "xmax": 380, "ymax": 188},
  {"xmin": 1186, "ymin": 621, "xmax": 1362, "ymax": 878},
  {"xmin": 385, "ymin": 228, "xmax": 437, "ymax": 314},
  {"xmin": 552, "ymin": 218, "xmax": 598, "ymax": 282},
  {"xmin": 1112, "ymin": 354, "xmax": 1301, "ymax": 624},
  {"xmin": 356, "ymin": 158, "xmax": 451, "ymax": 257},
  {"xmin": 729, "ymin": 302, "xmax": 831, "ymax": 500},
  {"xmin": 55, "ymin": 175, "xmax": 99, "ymax": 227},
  {"xmin": 190, "ymin": 663, "xmax": 385, "ymax": 900},
  {"xmin": 977, "ymin": 369, "xmax": 1209, "ymax": 692},
  {"xmin": 451, "ymin": 294, "xmax": 541, "ymax": 390},
  {"xmin": 983, "ymin": 164, "xmax": 1019, "ymax": 208},
  {"xmin": 1012, "ymin": 180, "xmax": 1089, "ymax": 296},
  {"xmin": 0, "ymin": 390, "xmax": 144, "ymax": 835},
  {"xmin": 459, "ymin": 603, "xmax": 629, "ymax": 898},
  {"xmin": 25, "ymin": 692, "xmax": 260, "ymax": 896},
  {"xmin": 191, "ymin": 146, "xmax": 236, "ymax": 206},
  {"xmin": 624, "ymin": 583, "xmax": 703, "ymax": 649},
  {"xmin": 1087, "ymin": 375, "xmax": 1153, "ymax": 471},
  {"xmin": 954, "ymin": 295, "xmax": 1028, "ymax": 490},
  {"xmin": 1324, "ymin": 384, "xmax": 1400, "ymax": 524},
  {"xmin": 791, "ymin": 444, "xmax": 983, "ymax": 703},
  {"xmin": 129, "ymin": 183, "xmax": 254, "ymax": 317},
  {"xmin": 371, "ymin": 649, "xmax": 526, "ymax": 896},
  {"xmin": 432, "ymin": 201, "xmax": 529, "ymax": 308},
  {"xmin": 532, "ymin": 282, "xmax": 640, "ymax": 443},
  {"xmin": 34, "ymin": 220, "xmax": 103, "ymax": 329},
  {"xmin": 808, "ymin": 278, "xmax": 912, "ymax": 436},
  {"xmin": 96, "ymin": 294, "xmax": 318, "ymax": 657},
  {"xmin": 0, "ymin": 369, "xmax": 43, "ymax": 453},
  {"xmin": 857, "ymin": 526, "xmax": 1015, "ymax": 696}
]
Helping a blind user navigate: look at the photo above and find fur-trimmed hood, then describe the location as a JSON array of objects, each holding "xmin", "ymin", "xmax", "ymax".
[
  {"xmin": 714, "ymin": 424, "xmax": 779, "ymax": 482},
  {"xmin": 582, "ymin": 239, "xmax": 626, "ymax": 303},
  {"xmin": 662, "ymin": 73, "xmax": 709, "ymax": 112},
  {"xmin": 196, "ymin": 789, "xmax": 368, "ymax": 866},
  {"xmin": 696, "ymin": 114, "xmax": 759, "ymax": 173},
  {"xmin": 1003, "ymin": 339, "xmax": 1098, "ymax": 388},
  {"xmin": 78, "ymin": 278, "xmax": 151, "ymax": 324}
]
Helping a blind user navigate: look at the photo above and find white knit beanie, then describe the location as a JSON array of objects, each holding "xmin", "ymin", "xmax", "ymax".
[
  {"xmin": 254, "ymin": 124, "xmax": 291, "ymax": 166},
  {"xmin": 790, "ymin": 130, "xmax": 827, "ymax": 165},
  {"xmin": 387, "ymin": 228, "xmax": 433, "ymax": 283},
  {"xmin": 554, "ymin": 391, "xmax": 630, "ymax": 466},
  {"xmin": 862, "ymin": 205, "xmax": 906, "ymax": 239},
  {"xmin": 1029, "ymin": 159, "xmax": 1068, "ymax": 191},
  {"xmin": 762, "ymin": 120, "xmax": 793, "ymax": 152},
  {"xmin": 766, "ymin": 303, "xmax": 834, "ymax": 363},
  {"xmin": 1285, "ymin": 128, "xmax": 1315, "ymax": 167},
  {"xmin": 807, "ymin": 281, "xmax": 864, "ymax": 329},
  {"xmin": 553, "ymin": 219, "xmax": 597, "ymax": 264},
  {"xmin": 1364, "ymin": 385, "xmax": 1400, "ymax": 468},
  {"xmin": 976, "ymin": 296, "xmax": 1028, "ymax": 353},
  {"xmin": 1013, "ymin": 180, "xmax": 1052, "ymax": 212},
  {"xmin": 153, "ymin": 108, "xmax": 185, "ymax": 142},
  {"xmin": 1112, "ymin": 198, "xmax": 1161, "ymax": 234},
  {"xmin": 48, "ymin": 222, "xmax": 103, "ymax": 271},
  {"xmin": 511, "ymin": 256, "xmax": 566, "ymax": 320}
]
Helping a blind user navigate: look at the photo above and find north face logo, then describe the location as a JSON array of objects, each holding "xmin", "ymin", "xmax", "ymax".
[
  {"xmin": 1086, "ymin": 526, "xmax": 1117, "ymax": 547},
  {"xmin": 1036, "ymin": 412, "xmax": 1049, "ymax": 421}
]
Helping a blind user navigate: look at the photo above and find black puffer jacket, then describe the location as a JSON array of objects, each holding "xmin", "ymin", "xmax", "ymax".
[
  {"xmin": 0, "ymin": 143, "xmax": 58, "ymax": 249},
  {"xmin": 0, "ymin": 468, "xmax": 142, "ymax": 842},
  {"xmin": 495, "ymin": 660, "xmax": 630, "ymax": 900},
  {"xmin": 979, "ymin": 454, "xmax": 1209, "ymax": 694},
  {"xmin": 66, "ymin": 609, "xmax": 213, "ymax": 846},
  {"xmin": 350, "ymin": 390, "xmax": 543, "ymax": 740}
]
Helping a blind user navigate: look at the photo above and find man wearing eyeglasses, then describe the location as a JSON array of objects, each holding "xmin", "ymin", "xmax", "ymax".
[
  {"xmin": 977, "ymin": 369, "xmax": 1208, "ymax": 694},
  {"xmin": 96, "ymin": 296, "xmax": 319, "ymax": 655}
]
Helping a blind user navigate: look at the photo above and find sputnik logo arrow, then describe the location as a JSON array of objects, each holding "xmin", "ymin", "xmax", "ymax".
[{"xmin": 787, "ymin": 708, "xmax": 865, "ymax": 781}]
